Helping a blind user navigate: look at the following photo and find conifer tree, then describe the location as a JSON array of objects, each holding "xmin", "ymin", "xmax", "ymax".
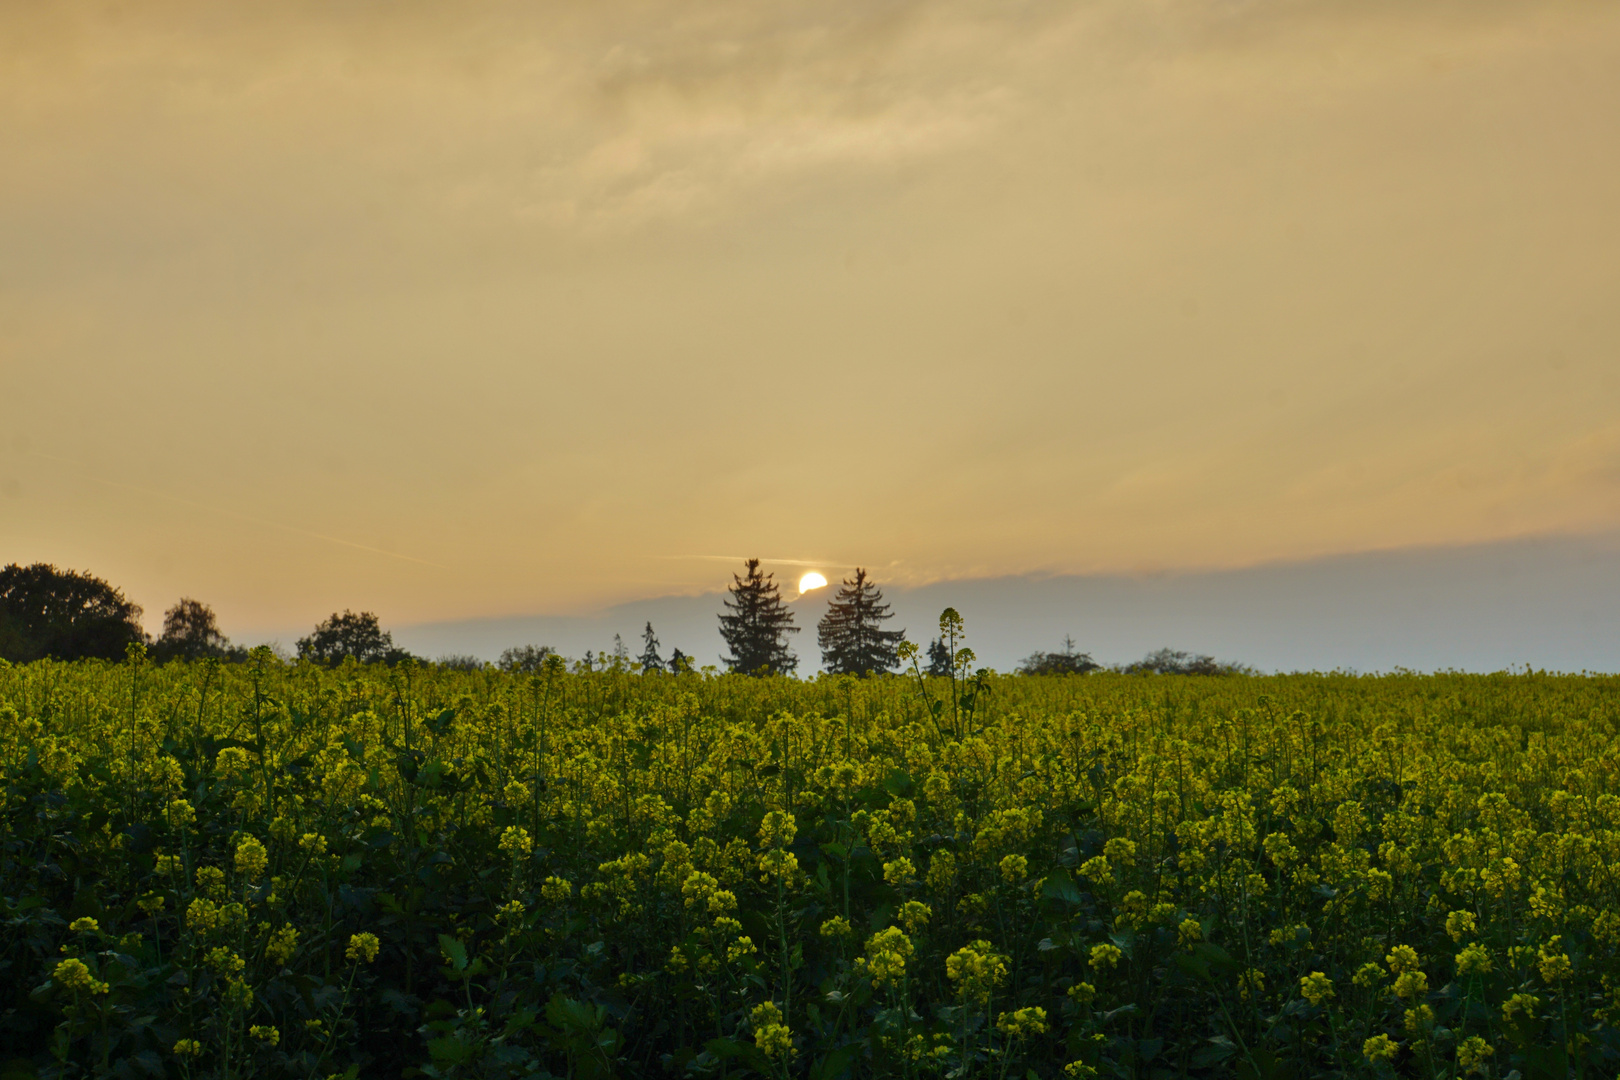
[
  {"xmin": 816, "ymin": 568, "xmax": 905, "ymax": 676},
  {"xmin": 639, "ymin": 621, "xmax": 664, "ymax": 673},
  {"xmin": 926, "ymin": 637, "xmax": 953, "ymax": 677},
  {"xmin": 718, "ymin": 558, "xmax": 798, "ymax": 675}
]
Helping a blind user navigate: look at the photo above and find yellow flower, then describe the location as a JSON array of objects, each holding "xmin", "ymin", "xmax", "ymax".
[
  {"xmin": 751, "ymin": 1001, "xmax": 794, "ymax": 1059},
  {"xmin": 1102, "ymin": 837, "xmax": 1136, "ymax": 866},
  {"xmin": 1385, "ymin": 945, "xmax": 1419, "ymax": 975},
  {"xmin": 996, "ymin": 1006, "xmax": 1047, "ymax": 1037},
  {"xmin": 1299, "ymin": 971, "xmax": 1333, "ymax": 1007},
  {"xmin": 999, "ymin": 854, "xmax": 1029, "ymax": 884},
  {"xmin": 1502, "ymin": 992, "xmax": 1540, "ymax": 1023},
  {"xmin": 53, "ymin": 958, "xmax": 109, "ymax": 995},
  {"xmin": 1456, "ymin": 1035, "xmax": 1493, "ymax": 1075},
  {"xmin": 899, "ymin": 900, "xmax": 932, "ymax": 932},
  {"xmin": 1455, "ymin": 943, "xmax": 1491, "ymax": 976},
  {"xmin": 820, "ymin": 915, "xmax": 853, "ymax": 939},
  {"xmin": 223, "ymin": 978, "xmax": 253, "ymax": 1009},
  {"xmin": 926, "ymin": 850, "xmax": 957, "ymax": 890},
  {"xmin": 859, "ymin": 927, "xmax": 914, "ymax": 988},
  {"xmin": 1392, "ymin": 970, "xmax": 1428, "ymax": 1002},
  {"xmin": 1064, "ymin": 1063, "xmax": 1099, "ymax": 1078},
  {"xmin": 1078, "ymin": 856, "xmax": 1113, "ymax": 886},
  {"xmin": 249, "ymin": 1025, "xmax": 280, "ymax": 1046},
  {"xmin": 498, "ymin": 826, "xmax": 532, "ymax": 859},
  {"xmin": 728, "ymin": 936, "xmax": 758, "ymax": 962},
  {"xmin": 1362, "ymin": 1034, "xmax": 1399, "ymax": 1063},
  {"xmin": 235, "ymin": 836, "xmax": 269, "ymax": 880},
  {"xmin": 137, "ymin": 893, "xmax": 165, "ymax": 917},
  {"xmin": 883, "ymin": 857, "xmax": 917, "ymax": 887},
  {"xmin": 173, "ymin": 1038, "xmax": 205, "ymax": 1057},
  {"xmin": 1238, "ymin": 968, "xmax": 1264, "ymax": 1001},
  {"xmin": 168, "ymin": 799, "xmax": 197, "ymax": 828},
  {"xmin": 205, "ymin": 947, "xmax": 245, "ymax": 977},
  {"xmin": 1445, "ymin": 909, "xmax": 1477, "ymax": 942},
  {"xmin": 758, "ymin": 848, "xmax": 799, "ymax": 883},
  {"xmin": 298, "ymin": 832, "xmax": 328, "ymax": 856},
  {"xmin": 195, "ymin": 866, "xmax": 226, "ymax": 900},
  {"xmin": 1538, "ymin": 937, "xmax": 1574, "ymax": 983},
  {"xmin": 947, "ymin": 940, "xmax": 1008, "ymax": 1005},
  {"xmin": 346, "ymin": 932, "xmax": 380, "ymax": 964},
  {"xmin": 1178, "ymin": 918, "xmax": 1203, "ymax": 946},
  {"xmin": 1403, "ymin": 1004, "xmax": 1434, "ymax": 1036},
  {"xmin": 541, "ymin": 876, "xmax": 572, "ymax": 903},
  {"xmin": 265, "ymin": 926, "xmax": 299, "ymax": 967},
  {"xmin": 757, "ymin": 810, "xmax": 797, "ymax": 848},
  {"xmin": 185, "ymin": 898, "xmax": 221, "ymax": 935},
  {"xmin": 1353, "ymin": 962, "xmax": 1385, "ymax": 989},
  {"xmin": 69, "ymin": 917, "xmax": 100, "ymax": 933}
]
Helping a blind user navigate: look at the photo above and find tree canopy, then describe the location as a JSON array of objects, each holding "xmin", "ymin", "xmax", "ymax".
[
  {"xmin": 1122, "ymin": 647, "xmax": 1247, "ymax": 676},
  {"xmin": 817, "ymin": 568, "xmax": 905, "ymax": 676},
  {"xmin": 1017, "ymin": 634, "xmax": 1100, "ymax": 676},
  {"xmin": 718, "ymin": 558, "xmax": 798, "ymax": 675},
  {"xmin": 296, "ymin": 610, "xmax": 410, "ymax": 667},
  {"xmin": 152, "ymin": 597, "xmax": 235, "ymax": 662},
  {"xmin": 0, "ymin": 563, "xmax": 147, "ymax": 662}
]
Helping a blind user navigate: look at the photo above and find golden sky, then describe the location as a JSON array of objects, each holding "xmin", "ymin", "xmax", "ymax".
[{"xmin": 3, "ymin": 0, "xmax": 1620, "ymax": 637}]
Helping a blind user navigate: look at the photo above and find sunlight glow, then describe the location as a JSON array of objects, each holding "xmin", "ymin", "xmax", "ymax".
[{"xmin": 798, "ymin": 572, "xmax": 828, "ymax": 594}]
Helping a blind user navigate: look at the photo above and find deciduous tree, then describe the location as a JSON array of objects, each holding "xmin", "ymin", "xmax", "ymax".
[
  {"xmin": 0, "ymin": 563, "xmax": 147, "ymax": 662},
  {"xmin": 153, "ymin": 598, "xmax": 233, "ymax": 662},
  {"xmin": 297, "ymin": 610, "xmax": 409, "ymax": 667}
]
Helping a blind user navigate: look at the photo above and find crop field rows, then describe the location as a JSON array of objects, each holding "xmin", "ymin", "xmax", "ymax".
[{"xmin": 2, "ymin": 652, "xmax": 1618, "ymax": 1078}]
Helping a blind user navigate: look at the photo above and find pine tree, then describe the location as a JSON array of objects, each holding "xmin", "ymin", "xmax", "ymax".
[
  {"xmin": 817, "ymin": 568, "xmax": 905, "ymax": 676},
  {"xmin": 926, "ymin": 637, "xmax": 953, "ymax": 677},
  {"xmin": 639, "ymin": 621, "xmax": 664, "ymax": 673},
  {"xmin": 718, "ymin": 558, "xmax": 798, "ymax": 676}
]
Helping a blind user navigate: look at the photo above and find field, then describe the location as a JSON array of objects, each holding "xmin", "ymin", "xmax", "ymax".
[{"xmin": 2, "ymin": 651, "xmax": 1618, "ymax": 1079}]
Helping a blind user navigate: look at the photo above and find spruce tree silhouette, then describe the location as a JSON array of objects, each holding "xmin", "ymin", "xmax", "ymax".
[
  {"xmin": 817, "ymin": 568, "xmax": 905, "ymax": 676},
  {"xmin": 718, "ymin": 558, "xmax": 798, "ymax": 675},
  {"xmin": 638, "ymin": 621, "xmax": 664, "ymax": 673}
]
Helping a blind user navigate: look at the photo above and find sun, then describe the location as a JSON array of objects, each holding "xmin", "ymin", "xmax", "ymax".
[{"xmin": 798, "ymin": 572, "xmax": 828, "ymax": 594}]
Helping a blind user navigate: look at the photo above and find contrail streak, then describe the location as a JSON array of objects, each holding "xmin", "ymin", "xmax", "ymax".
[{"xmin": 656, "ymin": 555, "xmax": 856, "ymax": 568}]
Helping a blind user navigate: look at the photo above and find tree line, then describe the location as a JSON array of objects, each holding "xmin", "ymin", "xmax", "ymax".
[{"xmin": 0, "ymin": 560, "xmax": 1246, "ymax": 675}]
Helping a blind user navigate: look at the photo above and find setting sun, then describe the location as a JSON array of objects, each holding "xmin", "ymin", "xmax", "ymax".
[{"xmin": 798, "ymin": 572, "xmax": 827, "ymax": 594}]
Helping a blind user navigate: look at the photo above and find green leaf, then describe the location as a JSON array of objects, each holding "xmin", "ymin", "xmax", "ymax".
[
  {"xmin": 1040, "ymin": 867, "xmax": 1083, "ymax": 905},
  {"xmin": 437, "ymin": 934, "xmax": 467, "ymax": 973}
]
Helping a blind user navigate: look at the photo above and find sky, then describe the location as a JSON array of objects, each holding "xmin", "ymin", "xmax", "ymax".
[{"xmin": 3, "ymin": 1, "xmax": 1620, "ymax": 666}]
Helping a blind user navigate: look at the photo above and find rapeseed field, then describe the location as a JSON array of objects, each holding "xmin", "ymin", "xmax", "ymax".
[{"xmin": 3, "ymin": 647, "xmax": 1617, "ymax": 1078}]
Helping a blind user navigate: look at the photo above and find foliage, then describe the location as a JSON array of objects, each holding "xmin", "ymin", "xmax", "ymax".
[
  {"xmin": 153, "ymin": 599, "xmax": 238, "ymax": 663},
  {"xmin": 498, "ymin": 645, "xmax": 558, "ymax": 674},
  {"xmin": 1120, "ymin": 648, "xmax": 1248, "ymax": 676},
  {"xmin": 0, "ymin": 563, "xmax": 147, "ymax": 663},
  {"xmin": 1017, "ymin": 637, "xmax": 1099, "ymax": 677},
  {"xmin": 639, "ymin": 623, "xmax": 664, "ymax": 675},
  {"xmin": 718, "ymin": 558, "xmax": 798, "ymax": 676},
  {"xmin": 817, "ymin": 569, "xmax": 905, "ymax": 677},
  {"xmin": 296, "ymin": 610, "xmax": 410, "ymax": 668},
  {"xmin": 4, "ymin": 645, "xmax": 1620, "ymax": 1078}
]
